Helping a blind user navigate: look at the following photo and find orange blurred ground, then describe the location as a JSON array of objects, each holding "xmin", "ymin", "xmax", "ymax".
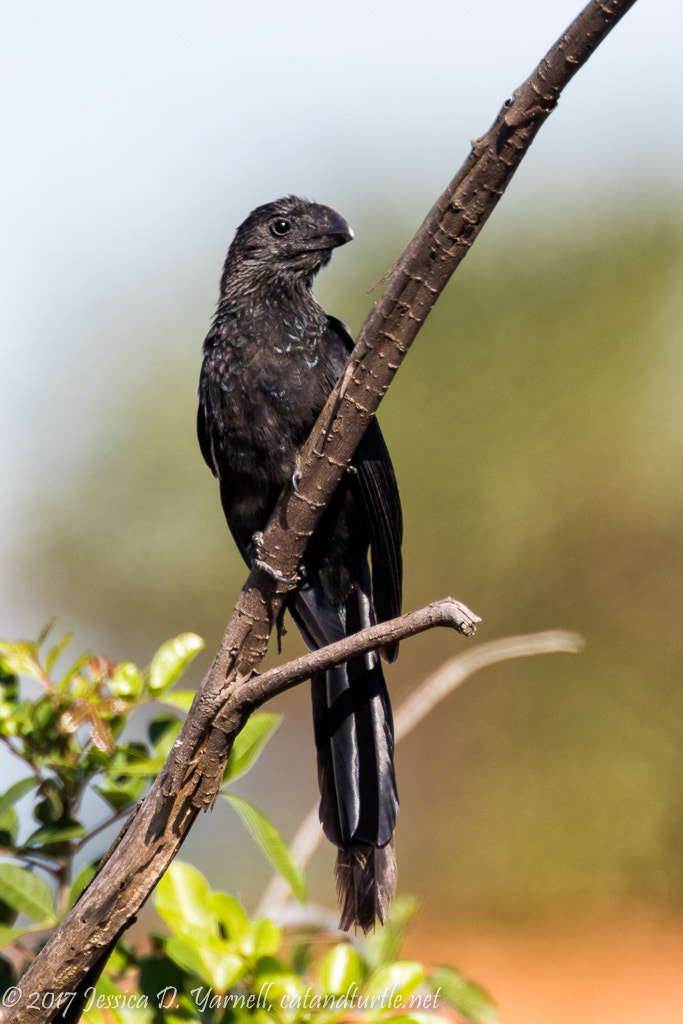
[{"xmin": 404, "ymin": 909, "xmax": 683, "ymax": 1024}]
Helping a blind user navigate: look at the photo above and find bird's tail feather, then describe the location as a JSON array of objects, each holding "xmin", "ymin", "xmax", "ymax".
[
  {"xmin": 335, "ymin": 840, "xmax": 396, "ymax": 934},
  {"xmin": 311, "ymin": 653, "xmax": 398, "ymax": 847},
  {"xmin": 293, "ymin": 563, "xmax": 399, "ymax": 932}
]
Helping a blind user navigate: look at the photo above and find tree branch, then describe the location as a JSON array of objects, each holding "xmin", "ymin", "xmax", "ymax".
[
  {"xmin": 244, "ymin": 598, "xmax": 480, "ymax": 709},
  {"xmin": 5, "ymin": 2, "xmax": 637, "ymax": 1019}
]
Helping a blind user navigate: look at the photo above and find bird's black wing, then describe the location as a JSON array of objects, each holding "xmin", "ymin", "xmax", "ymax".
[
  {"xmin": 197, "ymin": 372, "xmax": 252, "ymax": 563},
  {"xmin": 353, "ymin": 421, "xmax": 403, "ymax": 660},
  {"xmin": 197, "ymin": 398, "xmax": 216, "ymax": 477},
  {"xmin": 327, "ymin": 316, "xmax": 403, "ymax": 661}
]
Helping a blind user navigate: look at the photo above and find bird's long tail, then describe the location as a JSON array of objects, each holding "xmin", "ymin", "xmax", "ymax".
[
  {"xmin": 294, "ymin": 565, "xmax": 398, "ymax": 933},
  {"xmin": 335, "ymin": 840, "xmax": 397, "ymax": 933}
]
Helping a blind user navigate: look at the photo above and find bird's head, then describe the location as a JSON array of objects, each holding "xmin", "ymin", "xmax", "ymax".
[{"xmin": 219, "ymin": 196, "xmax": 353, "ymax": 298}]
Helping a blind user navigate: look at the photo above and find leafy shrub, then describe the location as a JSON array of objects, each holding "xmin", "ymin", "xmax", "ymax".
[{"xmin": 0, "ymin": 626, "xmax": 497, "ymax": 1023}]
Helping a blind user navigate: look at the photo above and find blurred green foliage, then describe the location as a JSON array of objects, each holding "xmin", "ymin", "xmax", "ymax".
[{"xmin": 7, "ymin": 201, "xmax": 683, "ymax": 920}]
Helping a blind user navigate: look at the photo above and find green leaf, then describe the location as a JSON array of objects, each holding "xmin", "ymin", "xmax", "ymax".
[
  {"xmin": 107, "ymin": 741, "xmax": 149, "ymax": 769},
  {"xmin": 59, "ymin": 649, "xmax": 94, "ymax": 686},
  {"xmin": 137, "ymin": 951, "xmax": 184, "ymax": 1008},
  {"xmin": 44, "ymin": 631, "xmax": 74, "ymax": 675},
  {"xmin": 0, "ymin": 664, "xmax": 19, "ymax": 703},
  {"xmin": 163, "ymin": 936, "xmax": 214, "ymax": 987},
  {"xmin": 155, "ymin": 861, "xmax": 217, "ymax": 936},
  {"xmin": 165, "ymin": 937, "xmax": 248, "ymax": 991},
  {"xmin": 24, "ymin": 821, "xmax": 85, "ymax": 847},
  {"xmin": 0, "ymin": 924, "xmax": 26, "ymax": 948},
  {"xmin": 104, "ymin": 758, "xmax": 164, "ymax": 778},
  {"xmin": 165, "ymin": 935, "xmax": 245, "ymax": 992},
  {"xmin": 250, "ymin": 957, "xmax": 306, "ymax": 1008},
  {"xmin": 106, "ymin": 945, "xmax": 131, "ymax": 976},
  {"xmin": 241, "ymin": 917, "xmax": 282, "ymax": 960},
  {"xmin": 33, "ymin": 778, "xmax": 63, "ymax": 824},
  {"xmin": 155, "ymin": 690, "xmax": 195, "ymax": 713},
  {"xmin": 148, "ymin": 634, "xmax": 204, "ymax": 693},
  {"xmin": 0, "ymin": 807, "xmax": 18, "ymax": 846},
  {"xmin": 222, "ymin": 793, "xmax": 306, "ymax": 903},
  {"xmin": 207, "ymin": 948, "xmax": 247, "ymax": 993},
  {"xmin": 319, "ymin": 942, "xmax": 363, "ymax": 995},
  {"xmin": 429, "ymin": 966, "xmax": 499, "ymax": 1024},
  {"xmin": 109, "ymin": 661, "xmax": 143, "ymax": 699},
  {"xmin": 0, "ymin": 777, "xmax": 39, "ymax": 817},
  {"xmin": 149, "ymin": 715, "xmax": 182, "ymax": 759},
  {"xmin": 60, "ymin": 651, "xmax": 94, "ymax": 684},
  {"xmin": 0, "ymin": 641, "xmax": 46, "ymax": 684},
  {"xmin": 36, "ymin": 618, "xmax": 57, "ymax": 649},
  {"xmin": 94, "ymin": 774, "xmax": 146, "ymax": 810},
  {"xmin": 365, "ymin": 961, "xmax": 425, "ymax": 1007},
  {"xmin": 210, "ymin": 892, "xmax": 249, "ymax": 943},
  {"xmin": 27, "ymin": 697, "xmax": 60, "ymax": 737},
  {"xmin": 70, "ymin": 863, "xmax": 97, "ymax": 905},
  {"xmin": 80, "ymin": 1004, "xmax": 106, "ymax": 1024},
  {"xmin": 0, "ymin": 863, "xmax": 56, "ymax": 923},
  {"xmin": 224, "ymin": 713, "xmax": 281, "ymax": 783}
]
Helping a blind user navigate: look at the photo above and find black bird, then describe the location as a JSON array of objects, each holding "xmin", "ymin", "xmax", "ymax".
[{"xmin": 197, "ymin": 196, "xmax": 402, "ymax": 932}]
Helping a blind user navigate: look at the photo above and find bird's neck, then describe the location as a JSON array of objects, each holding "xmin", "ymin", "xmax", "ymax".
[
  {"xmin": 219, "ymin": 255, "xmax": 316, "ymax": 302},
  {"xmin": 216, "ymin": 269, "xmax": 326, "ymax": 335}
]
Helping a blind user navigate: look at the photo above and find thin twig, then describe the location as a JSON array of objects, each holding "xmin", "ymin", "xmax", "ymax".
[
  {"xmin": 0, "ymin": 735, "xmax": 43, "ymax": 782},
  {"xmin": 13, "ymin": 941, "xmax": 37, "ymax": 964},
  {"xmin": 393, "ymin": 630, "xmax": 585, "ymax": 741},
  {"xmin": 0, "ymin": 850, "xmax": 60, "ymax": 876},
  {"xmin": 73, "ymin": 806, "xmax": 130, "ymax": 854},
  {"xmin": 243, "ymin": 598, "xmax": 480, "ymax": 709}
]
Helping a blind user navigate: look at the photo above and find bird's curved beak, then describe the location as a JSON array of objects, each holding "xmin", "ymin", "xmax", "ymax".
[{"xmin": 304, "ymin": 204, "xmax": 354, "ymax": 250}]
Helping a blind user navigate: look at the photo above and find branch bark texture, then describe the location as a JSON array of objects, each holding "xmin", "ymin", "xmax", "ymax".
[{"xmin": 5, "ymin": 2, "xmax": 637, "ymax": 1020}]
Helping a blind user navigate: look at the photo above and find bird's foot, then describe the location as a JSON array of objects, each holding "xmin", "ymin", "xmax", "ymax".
[
  {"xmin": 291, "ymin": 455, "xmax": 302, "ymax": 493},
  {"xmin": 249, "ymin": 533, "xmax": 300, "ymax": 589}
]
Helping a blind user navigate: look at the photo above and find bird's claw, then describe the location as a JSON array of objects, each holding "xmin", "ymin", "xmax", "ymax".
[
  {"xmin": 250, "ymin": 533, "xmax": 300, "ymax": 588},
  {"xmin": 291, "ymin": 454, "xmax": 302, "ymax": 493},
  {"xmin": 253, "ymin": 558, "xmax": 296, "ymax": 586}
]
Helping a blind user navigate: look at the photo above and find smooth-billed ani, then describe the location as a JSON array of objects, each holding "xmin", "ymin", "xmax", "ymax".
[{"xmin": 197, "ymin": 196, "xmax": 402, "ymax": 932}]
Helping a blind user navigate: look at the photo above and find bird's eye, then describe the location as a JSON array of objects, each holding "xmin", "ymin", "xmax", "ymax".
[{"xmin": 271, "ymin": 218, "xmax": 291, "ymax": 237}]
